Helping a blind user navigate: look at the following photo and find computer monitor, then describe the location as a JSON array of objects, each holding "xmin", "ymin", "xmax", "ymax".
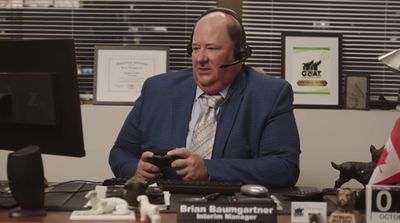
[{"xmin": 0, "ymin": 39, "xmax": 85, "ymax": 157}]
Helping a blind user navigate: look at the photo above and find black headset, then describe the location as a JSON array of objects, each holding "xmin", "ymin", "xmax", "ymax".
[{"xmin": 186, "ymin": 7, "xmax": 252, "ymax": 61}]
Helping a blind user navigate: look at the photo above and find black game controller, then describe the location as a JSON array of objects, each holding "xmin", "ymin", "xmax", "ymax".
[{"xmin": 149, "ymin": 150, "xmax": 181, "ymax": 168}]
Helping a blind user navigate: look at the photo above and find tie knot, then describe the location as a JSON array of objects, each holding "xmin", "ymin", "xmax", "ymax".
[{"xmin": 205, "ymin": 94, "xmax": 223, "ymax": 108}]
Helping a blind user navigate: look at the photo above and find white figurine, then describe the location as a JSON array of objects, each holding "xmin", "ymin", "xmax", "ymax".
[
  {"xmin": 137, "ymin": 195, "xmax": 161, "ymax": 223},
  {"xmin": 83, "ymin": 190, "xmax": 131, "ymax": 215}
]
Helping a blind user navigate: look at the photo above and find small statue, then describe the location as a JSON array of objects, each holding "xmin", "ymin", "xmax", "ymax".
[
  {"xmin": 124, "ymin": 175, "xmax": 148, "ymax": 207},
  {"xmin": 336, "ymin": 188, "xmax": 356, "ymax": 212},
  {"xmin": 331, "ymin": 145, "xmax": 383, "ymax": 188},
  {"xmin": 377, "ymin": 94, "xmax": 394, "ymax": 110},
  {"xmin": 83, "ymin": 190, "xmax": 131, "ymax": 215},
  {"xmin": 69, "ymin": 187, "xmax": 135, "ymax": 221},
  {"xmin": 137, "ymin": 195, "xmax": 161, "ymax": 223},
  {"xmin": 328, "ymin": 188, "xmax": 361, "ymax": 223}
]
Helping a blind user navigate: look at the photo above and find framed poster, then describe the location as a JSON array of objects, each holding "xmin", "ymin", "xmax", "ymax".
[
  {"xmin": 345, "ymin": 74, "xmax": 369, "ymax": 110},
  {"xmin": 282, "ymin": 32, "xmax": 342, "ymax": 108},
  {"xmin": 94, "ymin": 46, "xmax": 169, "ymax": 105}
]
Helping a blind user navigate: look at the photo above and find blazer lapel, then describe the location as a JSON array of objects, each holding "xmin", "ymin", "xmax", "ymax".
[
  {"xmin": 212, "ymin": 71, "xmax": 247, "ymax": 158},
  {"xmin": 171, "ymin": 78, "xmax": 197, "ymax": 147}
]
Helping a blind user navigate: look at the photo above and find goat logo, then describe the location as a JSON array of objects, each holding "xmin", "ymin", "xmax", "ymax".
[{"xmin": 302, "ymin": 60, "xmax": 322, "ymax": 77}]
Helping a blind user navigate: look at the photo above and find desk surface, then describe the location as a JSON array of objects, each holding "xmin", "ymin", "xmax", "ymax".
[
  {"xmin": 0, "ymin": 180, "xmax": 293, "ymax": 222},
  {"xmin": 0, "ymin": 181, "xmax": 341, "ymax": 223},
  {"xmin": 0, "ymin": 210, "xmax": 291, "ymax": 223}
]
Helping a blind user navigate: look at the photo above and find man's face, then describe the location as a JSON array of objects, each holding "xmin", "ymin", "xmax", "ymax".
[{"xmin": 191, "ymin": 12, "xmax": 241, "ymax": 94}]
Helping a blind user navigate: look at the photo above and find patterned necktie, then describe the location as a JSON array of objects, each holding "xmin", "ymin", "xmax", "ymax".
[{"xmin": 191, "ymin": 94, "xmax": 223, "ymax": 159}]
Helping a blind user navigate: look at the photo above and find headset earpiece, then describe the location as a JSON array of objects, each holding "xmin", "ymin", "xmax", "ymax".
[{"xmin": 242, "ymin": 44, "xmax": 252, "ymax": 60}]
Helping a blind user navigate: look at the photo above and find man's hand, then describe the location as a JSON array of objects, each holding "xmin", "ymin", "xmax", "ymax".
[
  {"xmin": 168, "ymin": 148, "xmax": 209, "ymax": 181},
  {"xmin": 135, "ymin": 151, "xmax": 162, "ymax": 180}
]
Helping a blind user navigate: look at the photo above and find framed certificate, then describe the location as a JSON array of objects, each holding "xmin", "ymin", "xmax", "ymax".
[
  {"xmin": 345, "ymin": 74, "xmax": 369, "ymax": 110},
  {"xmin": 93, "ymin": 46, "xmax": 169, "ymax": 105},
  {"xmin": 282, "ymin": 32, "xmax": 342, "ymax": 108}
]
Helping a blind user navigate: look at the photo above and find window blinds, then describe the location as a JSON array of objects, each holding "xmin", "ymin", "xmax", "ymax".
[
  {"xmin": 0, "ymin": 0, "xmax": 217, "ymax": 95},
  {"xmin": 1, "ymin": 0, "xmax": 399, "ymax": 104},
  {"xmin": 242, "ymin": 0, "xmax": 400, "ymax": 102}
]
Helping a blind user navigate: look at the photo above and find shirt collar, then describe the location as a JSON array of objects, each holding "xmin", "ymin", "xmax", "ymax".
[{"xmin": 195, "ymin": 85, "xmax": 229, "ymax": 99}]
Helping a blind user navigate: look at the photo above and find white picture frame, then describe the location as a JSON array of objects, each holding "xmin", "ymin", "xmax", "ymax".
[
  {"xmin": 282, "ymin": 32, "xmax": 342, "ymax": 109},
  {"xmin": 93, "ymin": 46, "xmax": 169, "ymax": 105}
]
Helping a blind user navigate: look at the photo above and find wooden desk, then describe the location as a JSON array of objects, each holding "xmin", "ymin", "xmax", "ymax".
[{"xmin": 0, "ymin": 209, "xmax": 291, "ymax": 222}]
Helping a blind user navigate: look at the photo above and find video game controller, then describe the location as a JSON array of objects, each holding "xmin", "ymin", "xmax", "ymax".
[{"xmin": 149, "ymin": 150, "xmax": 181, "ymax": 168}]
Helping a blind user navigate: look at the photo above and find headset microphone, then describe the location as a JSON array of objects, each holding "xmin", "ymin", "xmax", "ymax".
[{"xmin": 219, "ymin": 58, "xmax": 244, "ymax": 69}]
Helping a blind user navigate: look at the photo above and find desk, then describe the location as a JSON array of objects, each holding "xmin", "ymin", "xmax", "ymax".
[
  {"xmin": 0, "ymin": 209, "xmax": 291, "ymax": 222},
  {"xmin": 1, "ymin": 180, "xmax": 294, "ymax": 222}
]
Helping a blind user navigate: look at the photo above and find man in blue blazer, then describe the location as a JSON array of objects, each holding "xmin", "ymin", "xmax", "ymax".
[{"xmin": 109, "ymin": 8, "xmax": 300, "ymax": 187}]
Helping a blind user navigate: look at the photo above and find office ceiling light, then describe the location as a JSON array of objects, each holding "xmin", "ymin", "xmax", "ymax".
[{"xmin": 378, "ymin": 48, "xmax": 400, "ymax": 73}]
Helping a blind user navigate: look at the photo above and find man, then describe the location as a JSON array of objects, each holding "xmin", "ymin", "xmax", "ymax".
[{"xmin": 109, "ymin": 8, "xmax": 300, "ymax": 187}]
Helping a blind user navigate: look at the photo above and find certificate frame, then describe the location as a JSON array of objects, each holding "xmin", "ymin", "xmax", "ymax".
[
  {"xmin": 281, "ymin": 32, "xmax": 342, "ymax": 109},
  {"xmin": 344, "ymin": 74, "xmax": 369, "ymax": 110},
  {"xmin": 93, "ymin": 46, "xmax": 169, "ymax": 105}
]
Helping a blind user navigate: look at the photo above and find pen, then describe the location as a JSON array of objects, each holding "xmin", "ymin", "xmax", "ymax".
[
  {"xmin": 202, "ymin": 192, "xmax": 220, "ymax": 201},
  {"xmin": 270, "ymin": 194, "xmax": 283, "ymax": 211}
]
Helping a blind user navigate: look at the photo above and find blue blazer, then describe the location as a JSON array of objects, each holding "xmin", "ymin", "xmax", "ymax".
[{"xmin": 109, "ymin": 66, "xmax": 300, "ymax": 187}]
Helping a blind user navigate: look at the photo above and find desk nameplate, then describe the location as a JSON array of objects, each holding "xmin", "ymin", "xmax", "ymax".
[{"xmin": 177, "ymin": 200, "xmax": 276, "ymax": 223}]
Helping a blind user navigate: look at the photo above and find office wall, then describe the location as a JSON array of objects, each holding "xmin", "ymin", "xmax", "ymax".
[{"xmin": 0, "ymin": 105, "xmax": 398, "ymax": 188}]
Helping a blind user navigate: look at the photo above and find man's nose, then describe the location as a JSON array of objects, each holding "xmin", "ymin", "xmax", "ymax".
[{"xmin": 195, "ymin": 49, "xmax": 208, "ymax": 63}]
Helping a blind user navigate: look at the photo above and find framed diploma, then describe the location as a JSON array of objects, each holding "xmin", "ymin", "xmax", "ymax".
[
  {"xmin": 345, "ymin": 74, "xmax": 369, "ymax": 110},
  {"xmin": 93, "ymin": 46, "xmax": 169, "ymax": 105},
  {"xmin": 282, "ymin": 32, "xmax": 342, "ymax": 108}
]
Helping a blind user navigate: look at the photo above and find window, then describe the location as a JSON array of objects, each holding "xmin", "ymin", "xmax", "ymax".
[
  {"xmin": 0, "ymin": 0, "xmax": 217, "ymax": 95},
  {"xmin": 243, "ymin": 0, "xmax": 400, "ymax": 103},
  {"xmin": 2, "ymin": 0, "xmax": 399, "ymax": 105}
]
